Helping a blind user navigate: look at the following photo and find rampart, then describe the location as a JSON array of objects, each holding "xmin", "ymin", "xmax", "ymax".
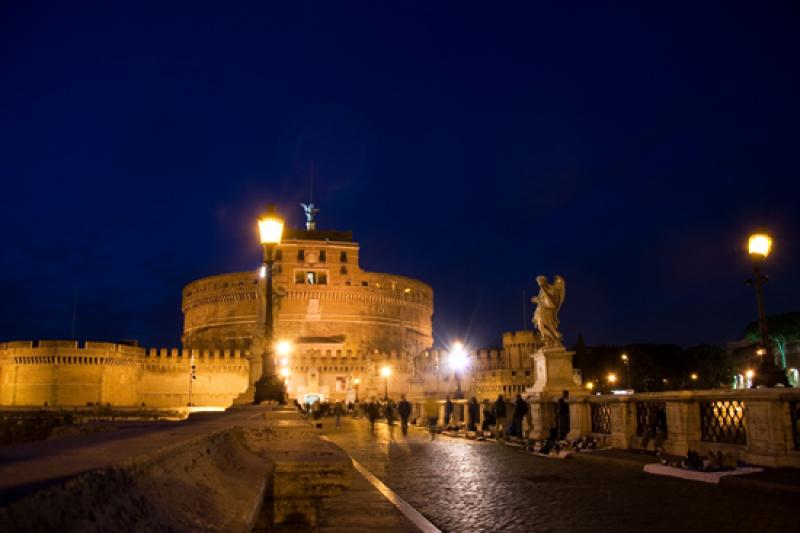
[{"xmin": 0, "ymin": 341, "xmax": 250, "ymax": 408}]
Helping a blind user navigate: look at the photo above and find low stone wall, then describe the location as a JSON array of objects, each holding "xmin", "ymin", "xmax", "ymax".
[
  {"xmin": 531, "ymin": 388, "xmax": 800, "ymax": 468},
  {"xmin": 0, "ymin": 407, "xmax": 352, "ymax": 531}
]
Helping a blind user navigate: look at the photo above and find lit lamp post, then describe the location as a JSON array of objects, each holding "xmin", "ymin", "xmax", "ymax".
[
  {"xmin": 254, "ymin": 205, "xmax": 285, "ymax": 403},
  {"xmin": 448, "ymin": 341, "xmax": 469, "ymax": 399},
  {"xmin": 381, "ymin": 366, "xmax": 392, "ymax": 401},
  {"xmin": 747, "ymin": 232, "xmax": 787, "ymax": 387},
  {"xmin": 607, "ymin": 372, "xmax": 618, "ymax": 391},
  {"xmin": 353, "ymin": 378, "xmax": 361, "ymax": 402},
  {"xmin": 621, "ymin": 353, "xmax": 631, "ymax": 390}
]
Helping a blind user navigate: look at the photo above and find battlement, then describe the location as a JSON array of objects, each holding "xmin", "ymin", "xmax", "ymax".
[
  {"xmin": 0, "ymin": 340, "xmax": 145, "ymax": 357},
  {"xmin": 144, "ymin": 348, "xmax": 250, "ymax": 360}
]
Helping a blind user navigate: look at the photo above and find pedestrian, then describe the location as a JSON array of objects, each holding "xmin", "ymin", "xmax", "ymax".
[
  {"xmin": 334, "ymin": 401, "xmax": 344, "ymax": 428},
  {"xmin": 424, "ymin": 396, "xmax": 439, "ymax": 440},
  {"xmin": 467, "ymin": 396, "xmax": 480, "ymax": 432},
  {"xmin": 556, "ymin": 390, "xmax": 570, "ymax": 440},
  {"xmin": 398, "ymin": 394, "xmax": 412, "ymax": 436},
  {"xmin": 444, "ymin": 395, "xmax": 454, "ymax": 426},
  {"xmin": 481, "ymin": 400, "xmax": 495, "ymax": 434},
  {"xmin": 511, "ymin": 394, "xmax": 528, "ymax": 438},
  {"xmin": 494, "ymin": 394, "xmax": 507, "ymax": 440},
  {"xmin": 367, "ymin": 397, "xmax": 380, "ymax": 434},
  {"xmin": 386, "ymin": 399, "xmax": 397, "ymax": 439}
]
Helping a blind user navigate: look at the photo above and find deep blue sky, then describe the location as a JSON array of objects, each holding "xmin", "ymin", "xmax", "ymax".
[{"xmin": 1, "ymin": 2, "xmax": 798, "ymax": 350}]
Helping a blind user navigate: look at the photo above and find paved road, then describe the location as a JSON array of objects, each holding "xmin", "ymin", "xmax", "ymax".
[{"xmin": 323, "ymin": 418, "xmax": 800, "ymax": 533}]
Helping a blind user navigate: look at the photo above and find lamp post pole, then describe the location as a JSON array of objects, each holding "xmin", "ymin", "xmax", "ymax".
[
  {"xmin": 254, "ymin": 205, "xmax": 285, "ymax": 404},
  {"xmin": 747, "ymin": 233, "xmax": 786, "ymax": 387},
  {"xmin": 384, "ymin": 376, "xmax": 388, "ymax": 401}
]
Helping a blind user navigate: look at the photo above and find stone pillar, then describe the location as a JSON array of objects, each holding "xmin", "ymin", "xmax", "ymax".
[
  {"xmin": 527, "ymin": 394, "xmax": 555, "ymax": 440},
  {"xmin": 743, "ymin": 397, "xmax": 791, "ymax": 467},
  {"xmin": 567, "ymin": 400, "xmax": 591, "ymax": 440},
  {"xmin": 663, "ymin": 397, "xmax": 695, "ymax": 456},
  {"xmin": 609, "ymin": 400, "xmax": 636, "ymax": 449}
]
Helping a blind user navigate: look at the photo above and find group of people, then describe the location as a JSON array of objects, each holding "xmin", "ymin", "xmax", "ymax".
[
  {"xmin": 296, "ymin": 390, "xmax": 573, "ymax": 442},
  {"xmin": 424, "ymin": 393, "xmax": 533, "ymax": 440}
]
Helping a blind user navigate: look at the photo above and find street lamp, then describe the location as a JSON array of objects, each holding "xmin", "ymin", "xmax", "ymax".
[
  {"xmin": 585, "ymin": 381, "xmax": 594, "ymax": 391},
  {"xmin": 746, "ymin": 231, "xmax": 786, "ymax": 386},
  {"xmin": 276, "ymin": 340, "xmax": 292, "ymax": 368},
  {"xmin": 448, "ymin": 341, "xmax": 469, "ymax": 399},
  {"xmin": 621, "ymin": 353, "xmax": 632, "ymax": 390},
  {"xmin": 607, "ymin": 372, "xmax": 618, "ymax": 387},
  {"xmin": 254, "ymin": 205, "xmax": 285, "ymax": 403},
  {"xmin": 353, "ymin": 377, "xmax": 361, "ymax": 402},
  {"xmin": 380, "ymin": 366, "xmax": 392, "ymax": 400}
]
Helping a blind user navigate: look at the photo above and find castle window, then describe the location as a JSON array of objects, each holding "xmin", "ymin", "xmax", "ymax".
[
  {"xmin": 361, "ymin": 281, "xmax": 368, "ymax": 286},
  {"xmin": 297, "ymin": 249, "xmax": 305, "ymax": 261},
  {"xmin": 295, "ymin": 271, "xmax": 304, "ymax": 284},
  {"xmin": 319, "ymin": 250, "xmax": 326, "ymax": 262},
  {"xmin": 305, "ymin": 271, "xmax": 327, "ymax": 285},
  {"xmin": 340, "ymin": 251, "xmax": 348, "ymax": 263},
  {"xmin": 340, "ymin": 266, "xmax": 348, "ymax": 275}
]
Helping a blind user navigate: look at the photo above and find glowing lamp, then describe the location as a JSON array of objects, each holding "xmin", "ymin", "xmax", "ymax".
[
  {"xmin": 279, "ymin": 367, "xmax": 290, "ymax": 378},
  {"xmin": 258, "ymin": 206, "xmax": 284, "ymax": 245},
  {"xmin": 276, "ymin": 340, "xmax": 292, "ymax": 357},
  {"xmin": 745, "ymin": 369, "xmax": 755, "ymax": 379},
  {"xmin": 748, "ymin": 233, "xmax": 772, "ymax": 259},
  {"xmin": 353, "ymin": 378, "xmax": 361, "ymax": 385},
  {"xmin": 585, "ymin": 381, "xmax": 594, "ymax": 390},
  {"xmin": 380, "ymin": 365, "xmax": 392, "ymax": 378},
  {"xmin": 607, "ymin": 373, "xmax": 618, "ymax": 384},
  {"xmin": 448, "ymin": 341, "xmax": 469, "ymax": 372},
  {"xmin": 690, "ymin": 373, "xmax": 699, "ymax": 381},
  {"xmin": 621, "ymin": 354, "xmax": 629, "ymax": 362}
]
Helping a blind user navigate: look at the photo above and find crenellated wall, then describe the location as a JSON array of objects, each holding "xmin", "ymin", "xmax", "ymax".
[
  {"xmin": 0, "ymin": 341, "xmax": 250, "ymax": 408},
  {"xmin": 138, "ymin": 348, "xmax": 249, "ymax": 407}
]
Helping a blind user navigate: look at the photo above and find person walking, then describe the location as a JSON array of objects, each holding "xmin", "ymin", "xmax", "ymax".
[
  {"xmin": 444, "ymin": 395, "xmax": 454, "ymax": 427},
  {"xmin": 467, "ymin": 396, "xmax": 480, "ymax": 432},
  {"xmin": 481, "ymin": 400, "xmax": 496, "ymax": 435},
  {"xmin": 334, "ymin": 401, "xmax": 344, "ymax": 428},
  {"xmin": 386, "ymin": 399, "xmax": 397, "ymax": 439},
  {"xmin": 511, "ymin": 394, "xmax": 528, "ymax": 438},
  {"xmin": 424, "ymin": 396, "xmax": 439, "ymax": 440},
  {"xmin": 398, "ymin": 394, "xmax": 412, "ymax": 436},
  {"xmin": 494, "ymin": 394, "xmax": 507, "ymax": 440},
  {"xmin": 556, "ymin": 390, "xmax": 570, "ymax": 440},
  {"xmin": 367, "ymin": 397, "xmax": 380, "ymax": 434}
]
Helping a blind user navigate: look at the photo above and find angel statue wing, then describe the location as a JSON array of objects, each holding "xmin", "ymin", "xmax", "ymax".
[{"xmin": 552, "ymin": 276, "xmax": 566, "ymax": 313}]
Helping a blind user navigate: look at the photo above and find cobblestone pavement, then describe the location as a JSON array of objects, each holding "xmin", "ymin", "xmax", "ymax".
[{"xmin": 323, "ymin": 418, "xmax": 800, "ymax": 533}]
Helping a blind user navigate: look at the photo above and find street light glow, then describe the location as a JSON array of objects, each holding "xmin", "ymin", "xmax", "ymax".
[
  {"xmin": 607, "ymin": 373, "xmax": 617, "ymax": 384},
  {"xmin": 448, "ymin": 341, "xmax": 469, "ymax": 371},
  {"xmin": 381, "ymin": 365, "xmax": 392, "ymax": 378},
  {"xmin": 279, "ymin": 367, "xmax": 290, "ymax": 378},
  {"xmin": 748, "ymin": 233, "xmax": 772, "ymax": 259},
  {"xmin": 353, "ymin": 377, "xmax": 361, "ymax": 385},
  {"xmin": 745, "ymin": 369, "xmax": 755, "ymax": 379},
  {"xmin": 621, "ymin": 353, "xmax": 629, "ymax": 362},
  {"xmin": 258, "ymin": 206, "xmax": 285, "ymax": 245},
  {"xmin": 276, "ymin": 340, "xmax": 292, "ymax": 357},
  {"xmin": 690, "ymin": 372, "xmax": 699, "ymax": 381},
  {"xmin": 585, "ymin": 381, "xmax": 594, "ymax": 390}
]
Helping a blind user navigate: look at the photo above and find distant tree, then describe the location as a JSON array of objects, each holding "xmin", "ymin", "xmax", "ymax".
[
  {"xmin": 744, "ymin": 312, "xmax": 800, "ymax": 369},
  {"xmin": 683, "ymin": 344, "xmax": 732, "ymax": 389}
]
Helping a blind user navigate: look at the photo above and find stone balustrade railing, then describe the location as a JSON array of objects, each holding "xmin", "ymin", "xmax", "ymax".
[{"xmin": 548, "ymin": 388, "xmax": 800, "ymax": 468}]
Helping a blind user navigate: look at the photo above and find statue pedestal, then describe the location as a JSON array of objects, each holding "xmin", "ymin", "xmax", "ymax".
[{"xmin": 530, "ymin": 347, "xmax": 579, "ymax": 394}]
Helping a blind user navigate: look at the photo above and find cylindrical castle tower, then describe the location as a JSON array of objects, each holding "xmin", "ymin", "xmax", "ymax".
[{"xmin": 181, "ymin": 219, "xmax": 433, "ymax": 401}]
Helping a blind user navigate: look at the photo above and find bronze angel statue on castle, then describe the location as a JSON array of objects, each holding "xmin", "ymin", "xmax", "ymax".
[{"xmin": 532, "ymin": 275, "xmax": 566, "ymax": 347}]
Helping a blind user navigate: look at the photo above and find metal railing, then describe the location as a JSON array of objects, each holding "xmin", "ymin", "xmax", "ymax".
[
  {"xmin": 699, "ymin": 400, "xmax": 746, "ymax": 445},
  {"xmin": 591, "ymin": 403, "xmax": 611, "ymax": 434}
]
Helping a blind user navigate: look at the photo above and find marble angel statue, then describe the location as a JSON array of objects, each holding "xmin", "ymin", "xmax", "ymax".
[{"xmin": 532, "ymin": 275, "xmax": 566, "ymax": 347}]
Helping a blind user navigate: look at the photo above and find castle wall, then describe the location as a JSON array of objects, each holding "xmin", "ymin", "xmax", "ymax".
[
  {"xmin": 0, "ymin": 341, "xmax": 141, "ymax": 406},
  {"xmin": 138, "ymin": 348, "xmax": 249, "ymax": 408},
  {"xmin": 0, "ymin": 342, "xmax": 250, "ymax": 409},
  {"xmin": 181, "ymin": 237, "xmax": 434, "ymax": 358}
]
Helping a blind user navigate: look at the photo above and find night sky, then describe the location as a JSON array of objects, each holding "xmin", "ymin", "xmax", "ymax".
[{"xmin": 1, "ymin": 2, "xmax": 798, "ymax": 351}]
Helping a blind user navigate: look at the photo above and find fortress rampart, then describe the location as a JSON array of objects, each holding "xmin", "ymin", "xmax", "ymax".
[{"xmin": 0, "ymin": 341, "xmax": 249, "ymax": 408}]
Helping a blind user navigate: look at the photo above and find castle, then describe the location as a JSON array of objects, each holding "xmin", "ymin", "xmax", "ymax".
[{"xmin": 0, "ymin": 206, "xmax": 553, "ymax": 409}]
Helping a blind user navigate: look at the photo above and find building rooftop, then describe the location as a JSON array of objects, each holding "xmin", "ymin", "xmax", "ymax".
[{"xmin": 283, "ymin": 228, "xmax": 353, "ymax": 242}]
